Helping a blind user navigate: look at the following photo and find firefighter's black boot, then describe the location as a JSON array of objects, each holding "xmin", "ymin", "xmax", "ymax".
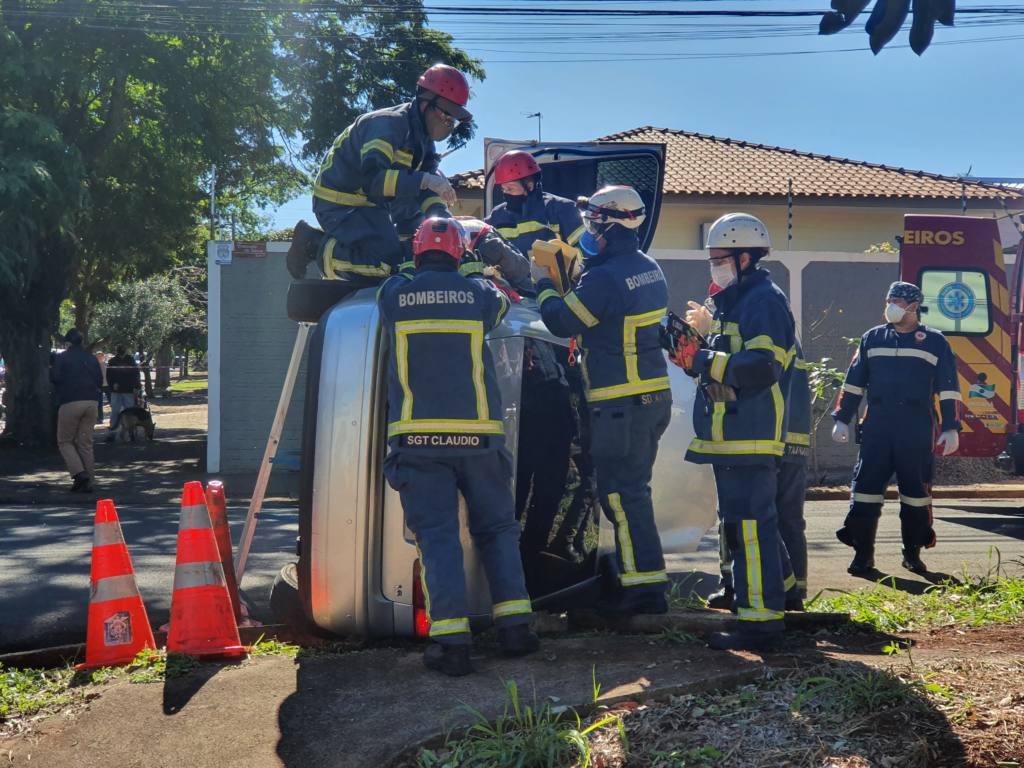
[
  {"xmin": 836, "ymin": 519, "xmax": 877, "ymax": 575},
  {"xmin": 902, "ymin": 546, "xmax": 928, "ymax": 575},
  {"xmin": 286, "ymin": 220, "xmax": 324, "ymax": 280},
  {"xmin": 706, "ymin": 584, "xmax": 735, "ymax": 610},
  {"xmin": 423, "ymin": 642, "xmax": 473, "ymax": 677},
  {"xmin": 498, "ymin": 624, "xmax": 540, "ymax": 657}
]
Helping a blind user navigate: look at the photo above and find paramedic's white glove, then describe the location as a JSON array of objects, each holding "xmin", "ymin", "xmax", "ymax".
[
  {"xmin": 936, "ymin": 429, "xmax": 959, "ymax": 456},
  {"xmin": 420, "ymin": 173, "xmax": 457, "ymax": 207},
  {"xmin": 685, "ymin": 300, "xmax": 713, "ymax": 336},
  {"xmin": 530, "ymin": 262, "xmax": 554, "ymax": 284},
  {"xmin": 831, "ymin": 421, "xmax": 850, "ymax": 444}
]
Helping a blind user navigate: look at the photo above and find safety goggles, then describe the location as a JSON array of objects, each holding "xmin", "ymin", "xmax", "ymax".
[{"xmin": 430, "ymin": 96, "xmax": 472, "ymax": 125}]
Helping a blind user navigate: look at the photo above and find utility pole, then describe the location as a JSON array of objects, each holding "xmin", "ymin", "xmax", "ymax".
[
  {"xmin": 209, "ymin": 164, "xmax": 217, "ymax": 240},
  {"xmin": 526, "ymin": 112, "xmax": 542, "ymax": 142}
]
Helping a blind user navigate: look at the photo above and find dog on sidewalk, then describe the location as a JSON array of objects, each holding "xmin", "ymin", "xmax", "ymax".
[{"xmin": 116, "ymin": 406, "xmax": 156, "ymax": 443}]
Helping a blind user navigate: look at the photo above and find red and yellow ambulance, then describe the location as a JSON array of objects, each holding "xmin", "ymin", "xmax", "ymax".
[{"xmin": 899, "ymin": 214, "xmax": 1024, "ymax": 472}]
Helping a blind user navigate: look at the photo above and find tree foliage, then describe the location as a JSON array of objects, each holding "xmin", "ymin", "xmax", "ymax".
[{"xmin": 0, "ymin": 0, "xmax": 481, "ymax": 443}]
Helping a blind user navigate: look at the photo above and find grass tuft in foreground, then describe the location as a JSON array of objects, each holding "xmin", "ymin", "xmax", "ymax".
[
  {"xmin": 809, "ymin": 556, "xmax": 1024, "ymax": 633},
  {"xmin": 416, "ymin": 678, "xmax": 626, "ymax": 768}
]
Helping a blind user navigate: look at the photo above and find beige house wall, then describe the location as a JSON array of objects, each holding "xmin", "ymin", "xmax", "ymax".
[{"xmin": 453, "ymin": 190, "xmax": 1007, "ymax": 253}]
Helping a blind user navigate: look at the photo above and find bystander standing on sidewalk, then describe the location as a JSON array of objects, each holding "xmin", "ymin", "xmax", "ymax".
[
  {"xmin": 106, "ymin": 345, "xmax": 141, "ymax": 443},
  {"xmin": 51, "ymin": 329, "xmax": 102, "ymax": 493}
]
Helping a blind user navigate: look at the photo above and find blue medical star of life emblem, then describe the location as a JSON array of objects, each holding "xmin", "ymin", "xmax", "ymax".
[{"xmin": 938, "ymin": 281, "xmax": 975, "ymax": 320}]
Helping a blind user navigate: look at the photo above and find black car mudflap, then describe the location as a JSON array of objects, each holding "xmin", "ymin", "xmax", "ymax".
[{"xmin": 297, "ymin": 319, "xmax": 327, "ymax": 622}]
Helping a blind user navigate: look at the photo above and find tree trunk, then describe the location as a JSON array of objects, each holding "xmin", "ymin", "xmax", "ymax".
[
  {"xmin": 72, "ymin": 294, "xmax": 91, "ymax": 339},
  {"xmin": 181, "ymin": 348, "xmax": 189, "ymax": 379},
  {"xmin": 0, "ymin": 322, "xmax": 57, "ymax": 447},
  {"xmin": 155, "ymin": 343, "xmax": 173, "ymax": 392},
  {"xmin": 139, "ymin": 347, "xmax": 153, "ymax": 398}
]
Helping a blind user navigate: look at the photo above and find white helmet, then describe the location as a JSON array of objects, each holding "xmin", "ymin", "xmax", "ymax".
[
  {"xmin": 705, "ymin": 213, "xmax": 771, "ymax": 250},
  {"xmin": 579, "ymin": 185, "xmax": 646, "ymax": 235}
]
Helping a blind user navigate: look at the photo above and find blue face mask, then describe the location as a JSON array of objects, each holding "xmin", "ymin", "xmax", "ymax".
[{"xmin": 580, "ymin": 230, "xmax": 600, "ymax": 256}]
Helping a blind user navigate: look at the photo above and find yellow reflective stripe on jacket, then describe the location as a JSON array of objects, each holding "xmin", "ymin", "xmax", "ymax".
[
  {"xmin": 496, "ymin": 220, "xmax": 557, "ymax": 240},
  {"xmin": 388, "ymin": 419, "xmax": 505, "ymax": 437},
  {"xmin": 608, "ymin": 493, "xmax": 637, "ymax": 574},
  {"xmin": 783, "ymin": 573, "xmax": 797, "ymax": 592},
  {"xmin": 587, "ymin": 377, "xmax": 670, "ymax": 402},
  {"xmin": 421, "ymin": 195, "xmax": 445, "ymax": 213},
  {"xmin": 429, "ymin": 617, "xmax": 470, "ymax": 637},
  {"xmin": 313, "ymin": 183, "xmax": 375, "ymax": 207},
  {"xmin": 711, "ymin": 402, "xmax": 726, "ymax": 443},
  {"xmin": 771, "ymin": 382, "xmax": 785, "ymax": 442},
  {"xmin": 323, "ymin": 238, "xmax": 391, "ymax": 279},
  {"xmin": 360, "ymin": 137, "xmax": 395, "ymax": 162},
  {"xmin": 459, "ymin": 261, "xmax": 485, "ymax": 277},
  {"xmin": 709, "ymin": 351, "xmax": 730, "ymax": 383},
  {"xmin": 785, "ymin": 432, "xmax": 811, "ymax": 446},
  {"xmin": 495, "ymin": 294, "xmax": 510, "ymax": 326},
  {"xmin": 394, "ymin": 319, "xmax": 489, "ymax": 422},
  {"xmin": 565, "ymin": 223, "xmax": 585, "ymax": 245},
  {"xmin": 395, "ymin": 149, "xmax": 414, "ymax": 167},
  {"xmin": 620, "ymin": 570, "xmax": 669, "ymax": 586},
  {"xmin": 564, "ymin": 292, "xmax": 599, "ymax": 328},
  {"xmin": 538, "ymin": 288, "xmax": 560, "ymax": 304},
  {"xmin": 383, "ymin": 169, "xmax": 399, "ymax": 198},
  {"xmin": 745, "ymin": 335, "xmax": 788, "ymax": 366},
  {"xmin": 742, "ymin": 519, "xmax": 763, "ymax": 610},
  {"xmin": 793, "ymin": 356, "xmax": 808, "ymax": 371},
  {"xmin": 623, "ymin": 307, "xmax": 666, "ymax": 383},
  {"xmin": 688, "ymin": 439, "xmax": 785, "ymax": 456},
  {"xmin": 492, "ymin": 599, "xmax": 532, "ymax": 619}
]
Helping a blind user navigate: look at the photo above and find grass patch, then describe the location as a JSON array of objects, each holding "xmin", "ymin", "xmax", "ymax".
[
  {"xmin": 808, "ymin": 560, "xmax": 1024, "ymax": 633},
  {"xmin": 250, "ymin": 638, "xmax": 302, "ymax": 658},
  {"xmin": 1, "ymin": 664, "xmax": 77, "ymax": 722},
  {"xmin": 415, "ymin": 679, "xmax": 626, "ymax": 768},
  {"xmin": 168, "ymin": 377, "xmax": 208, "ymax": 393}
]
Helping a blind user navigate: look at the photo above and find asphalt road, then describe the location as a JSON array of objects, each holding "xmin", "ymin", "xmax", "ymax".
[
  {"xmin": 2, "ymin": 497, "xmax": 1022, "ymax": 653},
  {"xmin": 0, "ymin": 503, "xmax": 298, "ymax": 653},
  {"xmin": 669, "ymin": 497, "xmax": 1024, "ymax": 599}
]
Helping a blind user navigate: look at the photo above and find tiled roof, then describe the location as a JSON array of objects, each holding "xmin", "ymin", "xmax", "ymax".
[{"xmin": 451, "ymin": 126, "xmax": 1021, "ymax": 202}]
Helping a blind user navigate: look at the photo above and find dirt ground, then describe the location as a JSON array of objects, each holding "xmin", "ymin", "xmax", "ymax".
[{"xmin": 566, "ymin": 623, "xmax": 1024, "ymax": 768}]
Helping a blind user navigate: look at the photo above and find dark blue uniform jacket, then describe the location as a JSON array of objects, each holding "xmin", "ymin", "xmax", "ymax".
[
  {"xmin": 378, "ymin": 263, "xmax": 511, "ymax": 455},
  {"xmin": 536, "ymin": 229, "xmax": 669, "ymax": 404}
]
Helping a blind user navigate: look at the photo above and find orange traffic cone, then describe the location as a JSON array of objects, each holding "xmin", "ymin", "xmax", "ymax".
[
  {"xmin": 77, "ymin": 499, "xmax": 156, "ymax": 670},
  {"xmin": 167, "ymin": 481, "xmax": 247, "ymax": 659},
  {"xmin": 205, "ymin": 481, "xmax": 242, "ymax": 622}
]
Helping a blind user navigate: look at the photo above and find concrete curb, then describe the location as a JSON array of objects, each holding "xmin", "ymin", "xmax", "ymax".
[
  {"xmin": 0, "ymin": 624, "xmax": 295, "ymax": 669},
  {"xmin": 806, "ymin": 485, "xmax": 1024, "ymax": 501}
]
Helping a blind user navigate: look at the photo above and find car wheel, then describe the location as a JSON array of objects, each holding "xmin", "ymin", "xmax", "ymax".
[
  {"xmin": 270, "ymin": 562, "xmax": 328, "ymax": 640},
  {"xmin": 286, "ymin": 278, "xmax": 376, "ymax": 323}
]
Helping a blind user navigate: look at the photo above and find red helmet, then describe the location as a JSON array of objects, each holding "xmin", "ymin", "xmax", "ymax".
[
  {"xmin": 412, "ymin": 217, "xmax": 466, "ymax": 266},
  {"xmin": 417, "ymin": 64, "xmax": 472, "ymax": 121},
  {"xmin": 494, "ymin": 150, "xmax": 541, "ymax": 185}
]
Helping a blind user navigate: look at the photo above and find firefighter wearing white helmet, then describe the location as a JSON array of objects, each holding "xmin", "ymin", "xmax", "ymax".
[
  {"xmin": 533, "ymin": 184, "xmax": 672, "ymax": 617},
  {"xmin": 680, "ymin": 212, "xmax": 801, "ymax": 652}
]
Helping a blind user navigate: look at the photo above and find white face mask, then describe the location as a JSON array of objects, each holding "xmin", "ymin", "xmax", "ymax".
[
  {"xmin": 710, "ymin": 260, "xmax": 737, "ymax": 290},
  {"xmin": 884, "ymin": 303, "xmax": 907, "ymax": 324}
]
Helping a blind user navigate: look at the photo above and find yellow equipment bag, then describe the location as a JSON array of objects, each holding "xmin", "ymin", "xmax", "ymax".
[{"xmin": 530, "ymin": 238, "xmax": 580, "ymax": 295}]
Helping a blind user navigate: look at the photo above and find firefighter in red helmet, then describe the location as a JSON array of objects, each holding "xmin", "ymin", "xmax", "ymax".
[
  {"xmin": 287, "ymin": 64, "xmax": 473, "ymax": 282},
  {"xmin": 377, "ymin": 217, "xmax": 539, "ymax": 676},
  {"xmin": 486, "ymin": 150, "xmax": 586, "ymax": 259}
]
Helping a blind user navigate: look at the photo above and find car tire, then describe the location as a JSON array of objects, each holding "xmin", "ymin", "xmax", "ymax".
[
  {"xmin": 286, "ymin": 278, "xmax": 376, "ymax": 323},
  {"xmin": 270, "ymin": 562, "xmax": 328, "ymax": 640},
  {"xmin": 1010, "ymin": 433, "xmax": 1024, "ymax": 476}
]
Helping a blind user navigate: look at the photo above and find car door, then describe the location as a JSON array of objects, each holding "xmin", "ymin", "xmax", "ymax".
[
  {"xmin": 483, "ymin": 138, "xmax": 666, "ymax": 252},
  {"xmin": 484, "ymin": 139, "xmax": 718, "ymax": 562}
]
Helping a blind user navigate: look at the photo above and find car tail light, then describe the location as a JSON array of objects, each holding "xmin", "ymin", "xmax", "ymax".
[{"xmin": 412, "ymin": 559, "xmax": 430, "ymax": 639}]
